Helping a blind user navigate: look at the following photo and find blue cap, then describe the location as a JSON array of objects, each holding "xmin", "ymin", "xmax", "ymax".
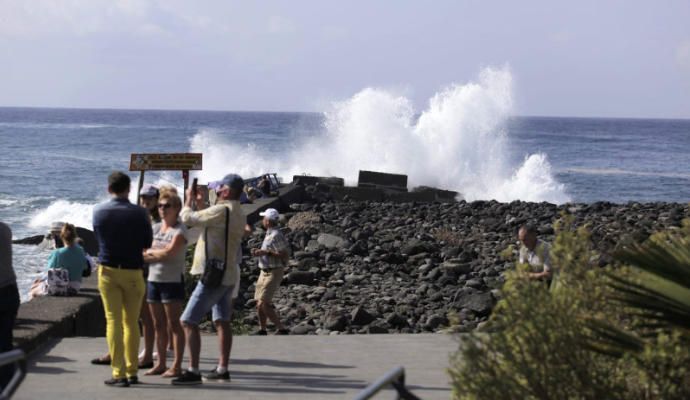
[{"xmin": 219, "ymin": 173, "xmax": 244, "ymax": 191}]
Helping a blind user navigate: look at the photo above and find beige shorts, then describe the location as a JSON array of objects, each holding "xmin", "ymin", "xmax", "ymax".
[{"xmin": 254, "ymin": 268, "xmax": 284, "ymax": 303}]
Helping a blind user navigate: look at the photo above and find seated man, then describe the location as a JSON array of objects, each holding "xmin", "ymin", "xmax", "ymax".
[{"xmin": 518, "ymin": 224, "xmax": 552, "ymax": 281}]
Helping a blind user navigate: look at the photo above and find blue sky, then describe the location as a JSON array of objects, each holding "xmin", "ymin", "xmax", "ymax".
[{"xmin": 0, "ymin": 1, "xmax": 688, "ymax": 118}]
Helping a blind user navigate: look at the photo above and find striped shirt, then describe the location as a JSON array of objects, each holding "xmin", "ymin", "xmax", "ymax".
[{"xmin": 259, "ymin": 228, "xmax": 290, "ymax": 270}]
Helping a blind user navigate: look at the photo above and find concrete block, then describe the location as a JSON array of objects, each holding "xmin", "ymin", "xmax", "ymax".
[
  {"xmin": 292, "ymin": 176, "xmax": 345, "ymax": 187},
  {"xmin": 357, "ymin": 170, "xmax": 407, "ymax": 190}
]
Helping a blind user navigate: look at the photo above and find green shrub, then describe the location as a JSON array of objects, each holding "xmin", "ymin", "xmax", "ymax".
[{"xmin": 448, "ymin": 215, "xmax": 690, "ymax": 400}]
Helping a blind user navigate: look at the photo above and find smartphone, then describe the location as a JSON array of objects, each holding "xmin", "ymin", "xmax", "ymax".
[{"xmin": 191, "ymin": 178, "xmax": 198, "ymax": 196}]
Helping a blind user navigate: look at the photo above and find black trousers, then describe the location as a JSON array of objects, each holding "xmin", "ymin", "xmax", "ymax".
[{"xmin": 0, "ymin": 284, "xmax": 20, "ymax": 389}]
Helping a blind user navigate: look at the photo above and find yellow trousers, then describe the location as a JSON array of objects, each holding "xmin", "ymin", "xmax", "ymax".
[{"xmin": 98, "ymin": 265, "xmax": 145, "ymax": 379}]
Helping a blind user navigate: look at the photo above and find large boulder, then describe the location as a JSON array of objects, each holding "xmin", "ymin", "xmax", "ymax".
[
  {"xmin": 317, "ymin": 233, "xmax": 350, "ymax": 249},
  {"xmin": 454, "ymin": 290, "xmax": 494, "ymax": 316}
]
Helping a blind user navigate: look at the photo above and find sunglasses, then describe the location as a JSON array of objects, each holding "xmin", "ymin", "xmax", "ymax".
[{"xmin": 157, "ymin": 203, "xmax": 172, "ymax": 209}]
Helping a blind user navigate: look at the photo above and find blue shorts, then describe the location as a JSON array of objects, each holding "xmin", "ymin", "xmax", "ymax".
[
  {"xmin": 147, "ymin": 281, "xmax": 185, "ymax": 303},
  {"xmin": 180, "ymin": 281, "xmax": 235, "ymax": 324}
]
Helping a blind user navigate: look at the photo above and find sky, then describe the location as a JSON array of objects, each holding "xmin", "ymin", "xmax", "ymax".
[{"xmin": 0, "ymin": 1, "xmax": 688, "ymax": 118}]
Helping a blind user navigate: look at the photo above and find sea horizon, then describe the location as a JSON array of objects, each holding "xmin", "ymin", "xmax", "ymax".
[{"xmin": 1, "ymin": 105, "xmax": 688, "ymax": 122}]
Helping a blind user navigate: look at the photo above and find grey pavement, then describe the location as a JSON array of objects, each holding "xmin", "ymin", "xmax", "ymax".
[{"xmin": 15, "ymin": 334, "xmax": 457, "ymax": 400}]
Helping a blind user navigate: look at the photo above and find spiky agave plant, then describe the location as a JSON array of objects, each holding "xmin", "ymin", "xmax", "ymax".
[{"xmin": 586, "ymin": 221, "xmax": 690, "ymax": 356}]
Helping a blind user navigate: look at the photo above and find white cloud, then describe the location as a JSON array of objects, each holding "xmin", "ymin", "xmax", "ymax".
[{"xmin": 0, "ymin": 0, "xmax": 173, "ymax": 38}]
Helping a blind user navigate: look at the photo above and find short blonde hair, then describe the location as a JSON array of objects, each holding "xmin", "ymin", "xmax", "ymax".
[{"xmin": 158, "ymin": 184, "xmax": 178, "ymax": 197}]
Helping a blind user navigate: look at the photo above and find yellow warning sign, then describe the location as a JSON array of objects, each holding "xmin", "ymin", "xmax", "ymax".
[{"xmin": 129, "ymin": 153, "xmax": 203, "ymax": 171}]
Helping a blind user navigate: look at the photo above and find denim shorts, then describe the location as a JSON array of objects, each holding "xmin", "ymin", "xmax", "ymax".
[
  {"xmin": 147, "ymin": 281, "xmax": 185, "ymax": 303},
  {"xmin": 180, "ymin": 281, "xmax": 235, "ymax": 324}
]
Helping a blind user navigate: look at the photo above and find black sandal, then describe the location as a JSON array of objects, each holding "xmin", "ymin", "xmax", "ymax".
[{"xmin": 91, "ymin": 357, "xmax": 111, "ymax": 365}]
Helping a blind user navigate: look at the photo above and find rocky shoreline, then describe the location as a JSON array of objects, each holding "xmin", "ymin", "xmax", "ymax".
[{"xmin": 235, "ymin": 196, "xmax": 689, "ymax": 335}]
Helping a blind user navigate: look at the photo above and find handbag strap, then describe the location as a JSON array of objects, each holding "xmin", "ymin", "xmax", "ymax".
[{"xmin": 204, "ymin": 206, "xmax": 230, "ymax": 263}]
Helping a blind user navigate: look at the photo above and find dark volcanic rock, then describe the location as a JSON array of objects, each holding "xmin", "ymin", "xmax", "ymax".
[
  {"xmin": 238, "ymin": 195, "xmax": 688, "ymax": 335},
  {"xmin": 317, "ymin": 233, "xmax": 350, "ymax": 249},
  {"xmin": 386, "ymin": 313, "xmax": 409, "ymax": 329},
  {"xmin": 291, "ymin": 322, "xmax": 318, "ymax": 335},
  {"xmin": 285, "ymin": 271, "xmax": 316, "ymax": 285},
  {"xmin": 401, "ymin": 238, "xmax": 434, "ymax": 256},
  {"xmin": 351, "ymin": 306, "xmax": 376, "ymax": 326},
  {"xmin": 325, "ymin": 314, "xmax": 349, "ymax": 332},
  {"xmin": 454, "ymin": 290, "xmax": 494, "ymax": 316},
  {"xmin": 424, "ymin": 314, "xmax": 449, "ymax": 330}
]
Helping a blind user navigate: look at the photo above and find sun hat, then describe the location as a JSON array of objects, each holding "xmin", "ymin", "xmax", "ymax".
[{"xmin": 259, "ymin": 208, "xmax": 280, "ymax": 221}]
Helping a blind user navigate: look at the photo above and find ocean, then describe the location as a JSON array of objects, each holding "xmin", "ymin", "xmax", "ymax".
[{"xmin": 1, "ymin": 103, "xmax": 689, "ymax": 300}]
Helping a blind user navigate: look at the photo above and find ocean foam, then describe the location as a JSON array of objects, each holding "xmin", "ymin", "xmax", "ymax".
[
  {"xmin": 26, "ymin": 175, "xmax": 184, "ymax": 233},
  {"xmin": 29, "ymin": 200, "xmax": 96, "ymax": 230},
  {"xmin": 0, "ymin": 199, "xmax": 18, "ymax": 207},
  {"xmin": 190, "ymin": 67, "xmax": 570, "ymax": 203},
  {"xmin": 565, "ymin": 168, "xmax": 690, "ymax": 179}
]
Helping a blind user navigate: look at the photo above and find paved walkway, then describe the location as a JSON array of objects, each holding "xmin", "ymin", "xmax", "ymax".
[{"xmin": 15, "ymin": 334, "xmax": 456, "ymax": 400}]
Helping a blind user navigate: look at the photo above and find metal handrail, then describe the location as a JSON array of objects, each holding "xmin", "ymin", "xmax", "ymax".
[
  {"xmin": 0, "ymin": 349, "xmax": 27, "ymax": 400},
  {"xmin": 354, "ymin": 366, "xmax": 421, "ymax": 400}
]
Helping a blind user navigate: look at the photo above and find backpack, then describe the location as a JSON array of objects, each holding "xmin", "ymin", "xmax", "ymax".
[{"xmin": 45, "ymin": 268, "xmax": 73, "ymax": 296}]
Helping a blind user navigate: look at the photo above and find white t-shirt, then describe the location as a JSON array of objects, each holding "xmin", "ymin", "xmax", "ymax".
[
  {"xmin": 519, "ymin": 240, "xmax": 551, "ymax": 273},
  {"xmin": 148, "ymin": 222, "xmax": 188, "ymax": 283}
]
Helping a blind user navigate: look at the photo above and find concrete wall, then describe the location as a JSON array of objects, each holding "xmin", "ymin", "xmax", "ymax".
[{"xmin": 14, "ymin": 276, "xmax": 105, "ymax": 355}]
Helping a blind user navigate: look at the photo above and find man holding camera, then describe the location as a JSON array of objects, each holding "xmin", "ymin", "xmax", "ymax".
[{"xmin": 174, "ymin": 174, "xmax": 246, "ymax": 385}]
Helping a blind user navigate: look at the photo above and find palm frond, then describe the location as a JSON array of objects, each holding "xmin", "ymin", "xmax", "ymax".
[
  {"xmin": 615, "ymin": 236, "xmax": 690, "ymax": 290},
  {"xmin": 582, "ymin": 318, "xmax": 645, "ymax": 358}
]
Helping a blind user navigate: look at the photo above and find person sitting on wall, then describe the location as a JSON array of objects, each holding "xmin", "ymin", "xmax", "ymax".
[{"xmin": 29, "ymin": 223, "xmax": 89, "ymax": 299}]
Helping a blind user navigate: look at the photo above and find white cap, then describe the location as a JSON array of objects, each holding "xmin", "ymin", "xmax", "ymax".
[{"xmin": 259, "ymin": 208, "xmax": 280, "ymax": 221}]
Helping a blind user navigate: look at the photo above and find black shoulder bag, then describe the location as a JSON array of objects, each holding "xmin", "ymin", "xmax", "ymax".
[{"xmin": 200, "ymin": 207, "xmax": 229, "ymax": 288}]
